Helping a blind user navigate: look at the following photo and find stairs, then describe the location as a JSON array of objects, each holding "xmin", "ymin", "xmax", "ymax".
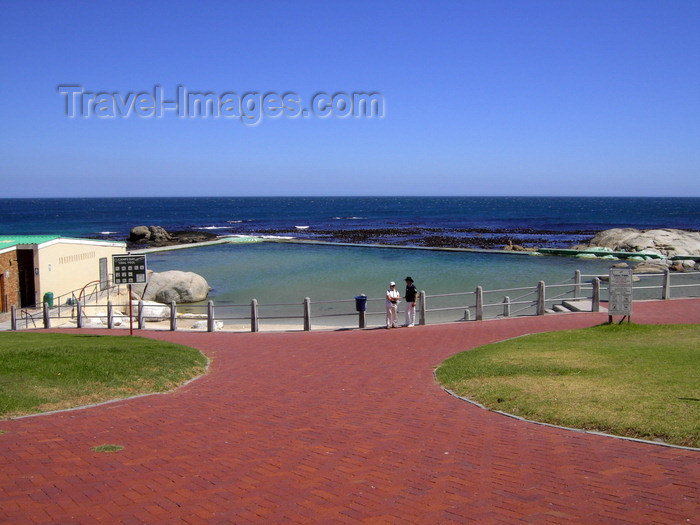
[{"xmin": 548, "ymin": 300, "xmax": 608, "ymax": 314}]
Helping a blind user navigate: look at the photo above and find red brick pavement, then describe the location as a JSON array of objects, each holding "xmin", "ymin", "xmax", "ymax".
[{"xmin": 1, "ymin": 299, "xmax": 698, "ymax": 523}]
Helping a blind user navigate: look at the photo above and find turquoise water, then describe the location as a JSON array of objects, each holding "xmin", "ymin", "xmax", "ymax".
[{"xmin": 146, "ymin": 241, "xmax": 618, "ymax": 324}]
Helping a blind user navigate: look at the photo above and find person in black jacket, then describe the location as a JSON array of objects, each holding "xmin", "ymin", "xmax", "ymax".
[{"xmin": 403, "ymin": 276, "xmax": 418, "ymax": 327}]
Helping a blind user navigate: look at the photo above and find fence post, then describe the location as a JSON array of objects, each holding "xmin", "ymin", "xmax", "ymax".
[
  {"xmin": 574, "ymin": 269, "xmax": 581, "ymax": 299},
  {"xmin": 138, "ymin": 300, "xmax": 145, "ymax": 330},
  {"xmin": 207, "ymin": 300, "xmax": 214, "ymax": 332},
  {"xmin": 11, "ymin": 305, "xmax": 17, "ymax": 331},
  {"xmin": 43, "ymin": 301, "xmax": 50, "ymax": 329},
  {"xmin": 77, "ymin": 301, "xmax": 83, "ymax": 328},
  {"xmin": 107, "ymin": 300, "xmax": 113, "ymax": 329},
  {"xmin": 502, "ymin": 296, "xmax": 510, "ymax": 317},
  {"xmin": 303, "ymin": 297, "xmax": 311, "ymax": 331},
  {"xmin": 419, "ymin": 290, "xmax": 426, "ymax": 325},
  {"xmin": 251, "ymin": 299, "xmax": 259, "ymax": 332},
  {"xmin": 170, "ymin": 301, "xmax": 177, "ymax": 331},
  {"xmin": 662, "ymin": 268, "xmax": 671, "ymax": 300},
  {"xmin": 475, "ymin": 286, "xmax": 483, "ymax": 321},
  {"xmin": 592, "ymin": 278, "xmax": 600, "ymax": 312},
  {"xmin": 537, "ymin": 281, "xmax": 545, "ymax": 315}
]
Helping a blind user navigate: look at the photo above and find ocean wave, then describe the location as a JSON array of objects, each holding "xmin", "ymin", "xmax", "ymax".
[
  {"xmin": 295, "ymin": 225, "xmax": 310, "ymax": 230},
  {"xmin": 333, "ymin": 216, "xmax": 366, "ymax": 220},
  {"xmin": 197, "ymin": 226, "xmax": 230, "ymax": 230}
]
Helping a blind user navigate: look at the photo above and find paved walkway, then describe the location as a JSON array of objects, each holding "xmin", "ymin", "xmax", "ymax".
[{"xmin": 1, "ymin": 299, "xmax": 698, "ymax": 523}]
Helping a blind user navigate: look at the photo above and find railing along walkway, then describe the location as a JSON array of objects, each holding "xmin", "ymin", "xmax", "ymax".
[{"xmin": 7, "ymin": 269, "xmax": 700, "ymax": 333}]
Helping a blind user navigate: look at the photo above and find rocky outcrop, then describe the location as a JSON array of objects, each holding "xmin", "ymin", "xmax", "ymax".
[
  {"xmin": 587, "ymin": 228, "xmax": 700, "ymax": 257},
  {"xmin": 127, "ymin": 226, "xmax": 218, "ymax": 247},
  {"xmin": 139, "ymin": 270, "xmax": 210, "ymax": 304},
  {"xmin": 128, "ymin": 225, "xmax": 172, "ymax": 244}
]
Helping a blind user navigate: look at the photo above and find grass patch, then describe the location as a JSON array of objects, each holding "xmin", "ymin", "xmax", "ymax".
[
  {"xmin": 436, "ymin": 324, "xmax": 699, "ymax": 448},
  {"xmin": 92, "ymin": 444, "xmax": 124, "ymax": 453},
  {"xmin": 0, "ymin": 333, "xmax": 207, "ymax": 419}
]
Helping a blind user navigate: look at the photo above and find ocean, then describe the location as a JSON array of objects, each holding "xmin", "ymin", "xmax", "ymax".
[
  {"xmin": 2, "ymin": 196, "xmax": 699, "ymax": 242},
  {"xmin": 2, "ymin": 197, "xmax": 698, "ymax": 315}
]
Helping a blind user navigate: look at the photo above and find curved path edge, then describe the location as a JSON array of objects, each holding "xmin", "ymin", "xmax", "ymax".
[{"xmin": 1, "ymin": 299, "xmax": 698, "ymax": 523}]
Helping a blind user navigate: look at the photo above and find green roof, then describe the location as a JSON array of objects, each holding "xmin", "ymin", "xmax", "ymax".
[
  {"xmin": 0, "ymin": 235, "xmax": 61, "ymax": 248},
  {"xmin": 0, "ymin": 236, "xmax": 125, "ymax": 251}
]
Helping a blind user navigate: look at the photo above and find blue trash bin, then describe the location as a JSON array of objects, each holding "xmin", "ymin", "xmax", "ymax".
[{"xmin": 355, "ymin": 295, "xmax": 367, "ymax": 312}]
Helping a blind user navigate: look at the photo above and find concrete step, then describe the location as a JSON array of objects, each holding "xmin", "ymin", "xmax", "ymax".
[
  {"xmin": 552, "ymin": 304, "xmax": 571, "ymax": 313},
  {"xmin": 561, "ymin": 300, "xmax": 608, "ymax": 313}
]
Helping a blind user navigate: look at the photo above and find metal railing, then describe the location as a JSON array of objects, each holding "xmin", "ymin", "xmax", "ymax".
[{"xmin": 8, "ymin": 269, "xmax": 700, "ymax": 332}]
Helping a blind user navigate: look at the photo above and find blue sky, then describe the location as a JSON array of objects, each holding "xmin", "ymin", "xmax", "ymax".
[{"xmin": 1, "ymin": 0, "xmax": 698, "ymax": 197}]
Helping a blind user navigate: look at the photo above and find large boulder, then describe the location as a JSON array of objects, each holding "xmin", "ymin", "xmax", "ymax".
[
  {"xmin": 128, "ymin": 225, "xmax": 151, "ymax": 243},
  {"xmin": 587, "ymin": 228, "xmax": 700, "ymax": 257},
  {"xmin": 141, "ymin": 270, "xmax": 210, "ymax": 303},
  {"xmin": 127, "ymin": 225, "xmax": 173, "ymax": 244},
  {"xmin": 148, "ymin": 226, "xmax": 172, "ymax": 243}
]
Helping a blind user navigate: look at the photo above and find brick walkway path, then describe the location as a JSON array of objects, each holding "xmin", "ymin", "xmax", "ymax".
[{"xmin": 1, "ymin": 299, "xmax": 699, "ymax": 523}]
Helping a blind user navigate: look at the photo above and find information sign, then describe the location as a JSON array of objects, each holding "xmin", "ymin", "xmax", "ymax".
[
  {"xmin": 608, "ymin": 268, "xmax": 633, "ymax": 316},
  {"xmin": 113, "ymin": 255, "xmax": 148, "ymax": 285}
]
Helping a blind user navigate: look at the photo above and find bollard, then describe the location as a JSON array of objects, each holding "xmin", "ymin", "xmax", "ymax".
[
  {"xmin": 475, "ymin": 286, "xmax": 483, "ymax": 321},
  {"xmin": 419, "ymin": 290, "xmax": 426, "ymax": 325},
  {"xmin": 574, "ymin": 270, "xmax": 581, "ymax": 300},
  {"xmin": 592, "ymin": 277, "xmax": 600, "ymax": 313},
  {"xmin": 207, "ymin": 300, "xmax": 214, "ymax": 332},
  {"xmin": 502, "ymin": 296, "xmax": 510, "ymax": 317},
  {"xmin": 76, "ymin": 301, "xmax": 83, "ymax": 328},
  {"xmin": 536, "ymin": 281, "xmax": 545, "ymax": 315},
  {"xmin": 11, "ymin": 305, "xmax": 17, "ymax": 331},
  {"xmin": 662, "ymin": 269, "xmax": 671, "ymax": 300},
  {"xmin": 170, "ymin": 301, "xmax": 177, "ymax": 331},
  {"xmin": 251, "ymin": 299, "xmax": 259, "ymax": 332},
  {"xmin": 107, "ymin": 300, "xmax": 113, "ymax": 329},
  {"xmin": 303, "ymin": 297, "xmax": 311, "ymax": 331},
  {"xmin": 138, "ymin": 300, "xmax": 145, "ymax": 330},
  {"xmin": 43, "ymin": 301, "xmax": 50, "ymax": 329}
]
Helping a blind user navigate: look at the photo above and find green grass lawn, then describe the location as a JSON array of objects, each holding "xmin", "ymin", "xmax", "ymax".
[
  {"xmin": 0, "ymin": 332, "xmax": 207, "ymax": 418},
  {"xmin": 436, "ymin": 323, "xmax": 699, "ymax": 448}
]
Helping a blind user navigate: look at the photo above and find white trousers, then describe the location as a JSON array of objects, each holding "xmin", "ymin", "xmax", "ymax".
[
  {"xmin": 386, "ymin": 303, "xmax": 398, "ymax": 327},
  {"xmin": 404, "ymin": 301, "xmax": 416, "ymax": 326}
]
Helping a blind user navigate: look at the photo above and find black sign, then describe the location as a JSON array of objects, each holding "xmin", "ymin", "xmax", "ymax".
[{"xmin": 113, "ymin": 255, "xmax": 148, "ymax": 285}]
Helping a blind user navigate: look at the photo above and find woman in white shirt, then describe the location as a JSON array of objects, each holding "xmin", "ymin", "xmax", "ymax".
[{"xmin": 385, "ymin": 281, "xmax": 400, "ymax": 328}]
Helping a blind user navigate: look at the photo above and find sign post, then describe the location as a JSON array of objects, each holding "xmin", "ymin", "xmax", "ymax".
[
  {"xmin": 112, "ymin": 255, "xmax": 148, "ymax": 335},
  {"xmin": 608, "ymin": 268, "xmax": 633, "ymax": 324}
]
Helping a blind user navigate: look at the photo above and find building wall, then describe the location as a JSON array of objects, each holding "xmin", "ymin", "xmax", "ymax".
[
  {"xmin": 35, "ymin": 239, "xmax": 126, "ymax": 304},
  {"xmin": 0, "ymin": 249, "xmax": 20, "ymax": 311}
]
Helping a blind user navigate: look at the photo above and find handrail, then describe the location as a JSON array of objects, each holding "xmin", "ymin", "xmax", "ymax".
[{"xmin": 9, "ymin": 269, "xmax": 699, "ymax": 332}]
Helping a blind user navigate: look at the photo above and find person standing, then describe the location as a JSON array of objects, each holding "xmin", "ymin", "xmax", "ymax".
[
  {"xmin": 403, "ymin": 276, "xmax": 418, "ymax": 327},
  {"xmin": 385, "ymin": 281, "xmax": 400, "ymax": 328}
]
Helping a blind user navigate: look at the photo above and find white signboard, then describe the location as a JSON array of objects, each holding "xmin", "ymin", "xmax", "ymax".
[{"xmin": 608, "ymin": 268, "xmax": 633, "ymax": 316}]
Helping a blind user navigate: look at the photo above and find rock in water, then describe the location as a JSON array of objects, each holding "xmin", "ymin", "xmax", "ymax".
[
  {"xmin": 142, "ymin": 270, "xmax": 210, "ymax": 303},
  {"xmin": 148, "ymin": 226, "xmax": 172, "ymax": 243},
  {"xmin": 128, "ymin": 225, "xmax": 151, "ymax": 243},
  {"xmin": 588, "ymin": 228, "xmax": 700, "ymax": 257}
]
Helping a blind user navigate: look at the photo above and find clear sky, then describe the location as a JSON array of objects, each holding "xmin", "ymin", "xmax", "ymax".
[{"xmin": 1, "ymin": 0, "xmax": 698, "ymax": 197}]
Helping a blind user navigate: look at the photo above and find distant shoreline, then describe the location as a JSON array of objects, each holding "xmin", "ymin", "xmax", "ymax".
[{"xmin": 131, "ymin": 236, "xmax": 536, "ymax": 256}]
